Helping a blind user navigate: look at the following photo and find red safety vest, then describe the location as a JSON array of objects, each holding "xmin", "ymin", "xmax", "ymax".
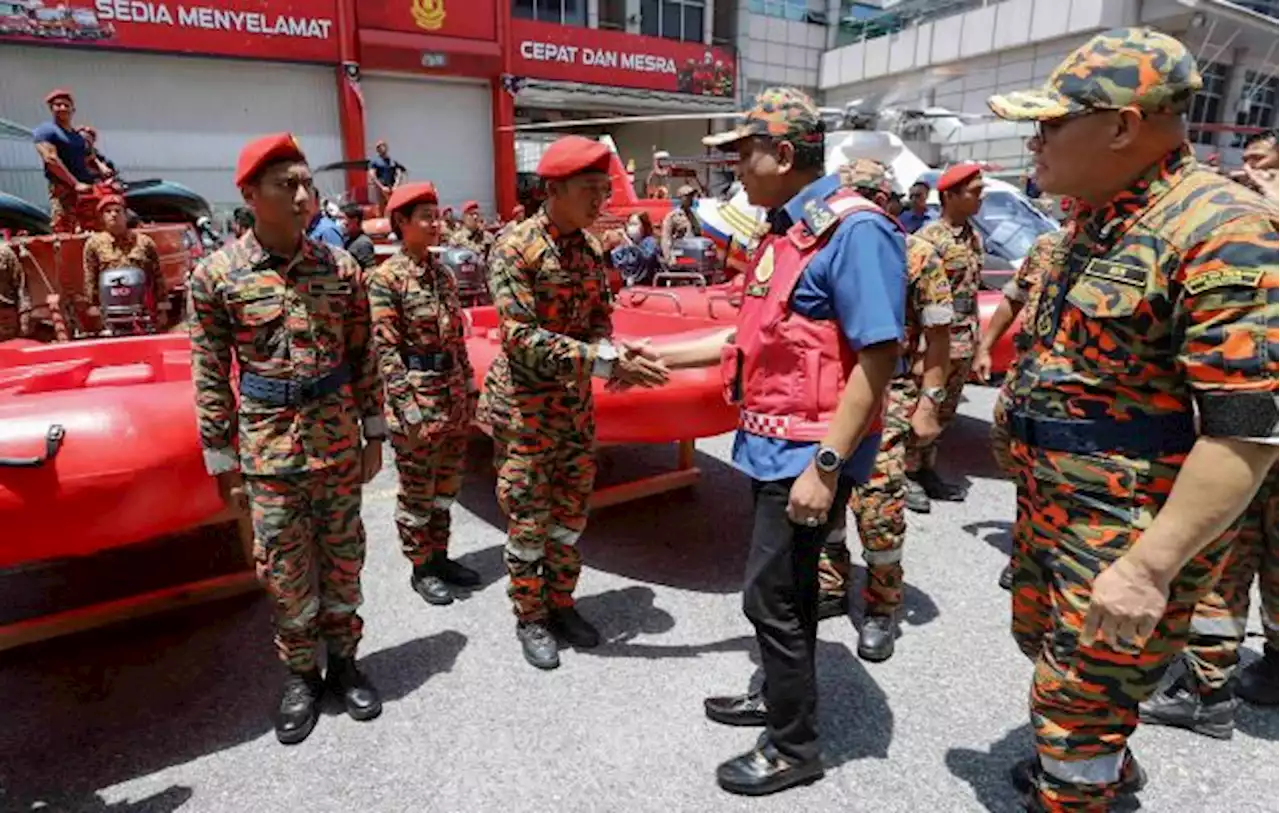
[{"xmin": 720, "ymin": 189, "xmax": 891, "ymax": 442}]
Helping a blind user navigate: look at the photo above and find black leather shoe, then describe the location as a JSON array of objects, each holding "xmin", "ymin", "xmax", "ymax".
[
  {"xmin": 549, "ymin": 606, "xmax": 601, "ymax": 649},
  {"xmin": 1011, "ymin": 753, "xmax": 1147, "ymax": 796},
  {"xmin": 275, "ymin": 669, "xmax": 323, "ymax": 745},
  {"xmin": 905, "ymin": 479, "xmax": 931, "ymax": 514},
  {"xmin": 716, "ymin": 740, "xmax": 824, "ymax": 796},
  {"xmin": 817, "ymin": 591, "xmax": 848, "ymax": 621},
  {"xmin": 325, "ymin": 656, "xmax": 382, "ymax": 721},
  {"xmin": 1139, "ymin": 678, "xmax": 1237, "ymax": 739},
  {"xmin": 917, "ymin": 468, "xmax": 967, "ymax": 501},
  {"xmin": 433, "ymin": 555, "xmax": 482, "ymax": 588},
  {"xmin": 1236, "ymin": 645, "xmax": 1278, "ymax": 706},
  {"xmin": 998, "ymin": 564, "xmax": 1015, "ymax": 591},
  {"xmin": 857, "ymin": 615, "xmax": 896, "ymax": 662},
  {"xmin": 517, "ymin": 621, "xmax": 560, "ymax": 670},
  {"xmin": 704, "ymin": 692, "xmax": 767, "ymax": 727},
  {"xmin": 411, "ymin": 566, "xmax": 454, "ymax": 606}
]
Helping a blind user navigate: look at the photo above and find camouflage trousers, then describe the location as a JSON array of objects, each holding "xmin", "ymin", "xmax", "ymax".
[
  {"xmin": 819, "ymin": 376, "xmax": 916, "ymax": 615},
  {"xmin": 246, "ymin": 461, "xmax": 366, "ymax": 673},
  {"xmin": 494, "ymin": 423, "xmax": 596, "ymax": 622},
  {"xmin": 1009, "ymin": 440, "xmax": 1230, "ymax": 813},
  {"xmin": 390, "ymin": 428, "xmax": 468, "ymax": 567},
  {"xmin": 1183, "ymin": 464, "xmax": 1279, "ymax": 692},
  {"xmin": 48, "ymin": 184, "xmax": 80, "ymax": 234},
  {"xmin": 906, "ymin": 354, "xmax": 972, "ymax": 473},
  {"xmin": 990, "ymin": 385, "xmax": 1015, "ymax": 475}
]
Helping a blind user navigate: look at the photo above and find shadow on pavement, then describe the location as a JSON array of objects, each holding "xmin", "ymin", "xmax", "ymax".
[
  {"xmin": 0, "ymin": 594, "xmax": 464, "ymax": 809},
  {"xmin": 939, "ymin": 411, "xmax": 1007, "ymax": 490},
  {"xmin": 824, "ymin": 565, "xmax": 941, "ymax": 629},
  {"xmin": 572, "ymin": 585, "xmax": 677, "ymax": 646},
  {"xmin": 944, "ymin": 724, "xmax": 1036, "ymax": 813},
  {"xmin": 964, "ymin": 519, "xmax": 1016, "ymax": 558}
]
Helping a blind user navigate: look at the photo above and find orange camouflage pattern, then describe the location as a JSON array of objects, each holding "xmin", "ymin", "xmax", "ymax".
[
  {"xmin": 0, "ymin": 242, "xmax": 29, "ymax": 341},
  {"xmin": 367, "ymin": 247, "xmax": 476, "ymax": 567},
  {"xmin": 82, "ymin": 230, "xmax": 162, "ymax": 311},
  {"xmin": 478, "ymin": 209, "xmax": 613, "ymax": 622},
  {"xmin": 1007, "ymin": 145, "xmax": 1279, "ymax": 813},
  {"xmin": 447, "ymin": 226, "xmax": 496, "ymax": 262}
]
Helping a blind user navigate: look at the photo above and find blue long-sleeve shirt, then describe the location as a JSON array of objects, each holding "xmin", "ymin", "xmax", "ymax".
[
  {"xmin": 307, "ymin": 214, "xmax": 345, "ymax": 248},
  {"xmin": 731, "ymin": 174, "xmax": 907, "ymax": 484}
]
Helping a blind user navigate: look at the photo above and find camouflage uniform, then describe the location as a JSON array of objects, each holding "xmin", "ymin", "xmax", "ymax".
[
  {"xmin": 988, "ymin": 28, "xmax": 1280, "ymax": 812},
  {"xmin": 820, "ymin": 163, "xmax": 954, "ymax": 616},
  {"xmin": 188, "ymin": 231, "xmax": 385, "ymax": 673},
  {"xmin": 659, "ymin": 207, "xmax": 702, "ymax": 258},
  {"xmin": 0, "ymin": 242, "xmax": 29, "ymax": 341},
  {"xmin": 909, "ymin": 217, "xmax": 982, "ymax": 473},
  {"xmin": 478, "ymin": 208, "xmax": 613, "ymax": 622},
  {"xmin": 448, "ymin": 227, "xmax": 496, "ymax": 263},
  {"xmin": 990, "ymin": 231, "xmax": 1066, "ymax": 474},
  {"xmin": 48, "ymin": 183, "xmax": 81, "ymax": 234},
  {"xmin": 366, "ymin": 248, "xmax": 476, "ymax": 569},
  {"xmin": 82, "ymin": 230, "xmax": 163, "ymax": 312}
]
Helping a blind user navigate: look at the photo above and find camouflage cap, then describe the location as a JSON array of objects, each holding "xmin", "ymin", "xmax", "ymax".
[
  {"xmin": 838, "ymin": 159, "xmax": 893, "ymax": 196},
  {"xmin": 703, "ymin": 87, "xmax": 825, "ymax": 150},
  {"xmin": 987, "ymin": 27, "xmax": 1202, "ymax": 122}
]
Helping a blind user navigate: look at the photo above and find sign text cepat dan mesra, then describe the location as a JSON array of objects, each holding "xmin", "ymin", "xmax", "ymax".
[
  {"xmin": 0, "ymin": 1, "xmax": 340, "ymax": 63},
  {"xmin": 511, "ymin": 21, "xmax": 734, "ymax": 97}
]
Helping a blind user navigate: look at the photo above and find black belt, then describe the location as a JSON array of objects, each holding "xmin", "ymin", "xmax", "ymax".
[
  {"xmin": 403, "ymin": 351, "xmax": 455, "ymax": 373},
  {"xmin": 240, "ymin": 364, "xmax": 351, "ymax": 406},
  {"xmin": 1008, "ymin": 411, "xmax": 1197, "ymax": 458},
  {"xmin": 952, "ymin": 293, "xmax": 976, "ymax": 316}
]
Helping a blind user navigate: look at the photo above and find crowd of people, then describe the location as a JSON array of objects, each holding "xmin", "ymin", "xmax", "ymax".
[{"xmin": 2, "ymin": 22, "xmax": 1277, "ymax": 813}]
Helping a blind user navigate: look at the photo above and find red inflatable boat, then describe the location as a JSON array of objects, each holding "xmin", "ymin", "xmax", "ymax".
[
  {"xmin": 0, "ymin": 335, "xmax": 226, "ymax": 569},
  {"xmin": 466, "ymin": 306, "xmax": 738, "ymax": 444}
]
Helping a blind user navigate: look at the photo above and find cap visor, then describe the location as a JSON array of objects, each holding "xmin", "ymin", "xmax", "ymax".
[
  {"xmin": 702, "ymin": 127, "xmax": 750, "ymax": 149},
  {"xmin": 986, "ymin": 89, "xmax": 1076, "ymax": 122}
]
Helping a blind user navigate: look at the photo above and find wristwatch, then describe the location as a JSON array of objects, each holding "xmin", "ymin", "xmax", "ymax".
[
  {"xmin": 592, "ymin": 340, "xmax": 619, "ymax": 379},
  {"xmin": 922, "ymin": 386, "xmax": 947, "ymax": 405},
  {"xmin": 814, "ymin": 446, "xmax": 844, "ymax": 474}
]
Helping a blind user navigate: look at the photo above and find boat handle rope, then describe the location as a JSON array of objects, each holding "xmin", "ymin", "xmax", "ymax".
[
  {"xmin": 0, "ymin": 424, "xmax": 67, "ymax": 469},
  {"xmin": 706, "ymin": 292, "xmax": 743, "ymax": 319},
  {"xmin": 622, "ymin": 288, "xmax": 684, "ymax": 315}
]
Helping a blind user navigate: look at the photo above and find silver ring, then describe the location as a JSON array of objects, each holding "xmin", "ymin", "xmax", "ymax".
[{"xmin": 805, "ymin": 516, "xmax": 819, "ymax": 527}]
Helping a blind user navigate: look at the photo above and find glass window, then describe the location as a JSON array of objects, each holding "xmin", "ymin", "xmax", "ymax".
[
  {"xmin": 1189, "ymin": 61, "xmax": 1228, "ymax": 146},
  {"xmin": 513, "ymin": 0, "xmax": 535, "ymax": 18},
  {"xmin": 512, "ymin": 0, "xmax": 587, "ymax": 25},
  {"xmin": 683, "ymin": 4, "xmax": 704, "ymax": 42},
  {"xmin": 562, "ymin": 0, "xmax": 586, "ymax": 26},
  {"xmin": 640, "ymin": 0, "xmax": 659, "ymax": 34},
  {"xmin": 643, "ymin": 0, "xmax": 705, "ymax": 41},
  {"xmin": 1233, "ymin": 70, "xmax": 1279, "ymax": 147}
]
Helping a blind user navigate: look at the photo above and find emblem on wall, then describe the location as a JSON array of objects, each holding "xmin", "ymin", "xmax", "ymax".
[{"xmin": 411, "ymin": 0, "xmax": 446, "ymax": 31}]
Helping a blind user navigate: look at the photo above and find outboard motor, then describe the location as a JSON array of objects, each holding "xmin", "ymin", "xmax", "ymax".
[
  {"xmin": 98, "ymin": 265, "xmax": 156, "ymax": 336},
  {"xmin": 666, "ymin": 236, "xmax": 721, "ymax": 283},
  {"xmin": 439, "ymin": 247, "xmax": 488, "ymax": 307}
]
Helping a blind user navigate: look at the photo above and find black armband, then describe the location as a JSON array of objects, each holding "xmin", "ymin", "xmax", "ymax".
[{"xmin": 1197, "ymin": 390, "xmax": 1279, "ymax": 439}]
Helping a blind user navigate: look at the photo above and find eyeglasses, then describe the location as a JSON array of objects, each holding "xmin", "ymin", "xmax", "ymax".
[{"xmin": 1032, "ymin": 107, "xmax": 1131, "ymax": 143}]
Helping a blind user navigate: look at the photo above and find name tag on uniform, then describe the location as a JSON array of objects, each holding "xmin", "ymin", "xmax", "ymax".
[
  {"xmin": 1080, "ymin": 258, "xmax": 1147, "ymax": 286},
  {"xmin": 307, "ymin": 279, "xmax": 352, "ymax": 296}
]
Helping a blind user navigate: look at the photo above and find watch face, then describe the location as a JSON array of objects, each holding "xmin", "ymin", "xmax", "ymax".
[{"xmin": 817, "ymin": 448, "xmax": 841, "ymax": 471}]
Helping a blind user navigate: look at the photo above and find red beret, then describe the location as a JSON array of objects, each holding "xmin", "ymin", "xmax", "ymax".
[
  {"xmin": 97, "ymin": 194, "xmax": 126, "ymax": 213},
  {"xmin": 461, "ymin": 200, "xmax": 480, "ymax": 214},
  {"xmin": 937, "ymin": 162, "xmax": 982, "ymax": 193},
  {"xmin": 235, "ymin": 132, "xmax": 306, "ymax": 187},
  {"xmin": 537, "ymin": 135, "xmax": 611, "ymax": 180},
  {"xmin": 385, "ymin": 182, "xmax": 439, "ymax": 218},
  {"xmin": 45, "ymin": 88, "xmax": 74, "ymax": 105}
]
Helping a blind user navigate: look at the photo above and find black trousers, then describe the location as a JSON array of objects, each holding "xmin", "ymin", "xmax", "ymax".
[{"xmin": 744, "ymin": 476, "xmax": 855, "ymax": 763}]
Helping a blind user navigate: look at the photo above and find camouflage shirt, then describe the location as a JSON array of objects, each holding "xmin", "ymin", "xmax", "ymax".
[
  {"xmin": 1003, "ymin": 230, "xmax": 1066, "ymax": 356},
  {"xmin": 915, "ymin": 217, "xmax": 984, "ymax": 358},
  {"xmin": 82, "ymin": 230, "xmax": 162, "ymax": 309},
  {"xmin": 367, "ymin": 248, "xmax": 475, "ymax": 437},
  {"xmin": 904, "ymin": 233, "xmax": 955, "ymax": 362},
  {"xmin": 660, "ymin": 208, "xmax": 702, "ymax": 257},
  {"xmin": 0, "ymin": 242, "xmax": 29, "ymax": 340},
  {"xmin": 187, "ymin": 231, "xmax": 385, "ymax": 477},
  {"xmin": 448, "ymin": 227, "xmax": 495, "ymax": 261},
  {"xmin": 1008, "ymin": 146, "xmax": 1279, "ymax": 443},
  {"xmin": 479, "ymin": 210, "xmax": 613, "ymax": 428}
]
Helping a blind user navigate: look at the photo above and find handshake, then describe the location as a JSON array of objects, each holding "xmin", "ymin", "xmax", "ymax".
[{"xmin": 605, "ymin": 339, "xmax": 670, "ymax": 391}]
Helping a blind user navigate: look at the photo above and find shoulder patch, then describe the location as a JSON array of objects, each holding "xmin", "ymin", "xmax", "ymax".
[
  {"xmin": 307, "ymin": 279, "xmax": 353, "ymax": 296},
  {"xmin": 802, "ymin": 198, "xmax": 839, "ymax": 238},
  {"xmin": 1081, "ymin": 258, "xmax": 1147, "ymax": 287},
  {"xmin": 1183, "ymin": 267, "xmax": 1265, "ymax": 296}
]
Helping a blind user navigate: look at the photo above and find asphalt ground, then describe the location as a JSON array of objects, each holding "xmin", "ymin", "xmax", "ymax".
[{"xmin": 1, "ymin": 385, "xmax": 1276, "ymax": 813}]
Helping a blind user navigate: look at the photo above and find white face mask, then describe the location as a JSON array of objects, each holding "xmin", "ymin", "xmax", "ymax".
[{"xmin": 626, "ymin": 225, "xmax": 643, "ymax": 240}]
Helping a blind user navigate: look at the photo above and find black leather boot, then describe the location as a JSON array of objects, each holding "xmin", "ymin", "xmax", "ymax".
[
  {"xmin": 325, "ymin": 656, "xmax": 382, "ymax": 722},
  {"xmin": 517, "ymin": 620, "xmax": 560, "ymax": 670},
  {"xmin": 857, "ymin": 615, "xmax": 897, "ymax": 662},
  {"xmin": 1235, "ymin": 645, "xmax": 1279, "ymax": 706},
  {"xmin": 549, "ymin": 605, "xmax": 601, "ymax": 649},
  {"xmin": 411, "ymin": 563, "xmax": 454, "ymax": 606},
  {"xmin": 1139, "ymin": 672, "xmax": 1237, "ymax": 740},
  {"xmin": 716, "ymin": 739, "xmax": 824, "ymax": 796},
  {"xmin": 274, "ymin": 669, "xmax": 323, "ymax": 745},
  {"xmin": 433, "ymin": 554, "xmax": 481, "ymax": 588},
  {"xmin": 816, "ymin": 591, "xmax": 848, "ymax": 621},
  {"xmin": 704, "ymin": 691, "xmax": 768, "ymax": 727}
]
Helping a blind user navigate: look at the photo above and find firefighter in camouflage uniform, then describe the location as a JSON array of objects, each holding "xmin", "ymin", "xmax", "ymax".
[
  {"xmin": 0, "ymin": 241, "xmax": 28, "ymax": 341},
  {"xmin": 447, "ymin": 200, "xmax": 496, "ymax": 262},
  {"xmin": 987, "ymin": 28, "xmax": 1279, "ymax": 812},
  {"xmin": 478, "ymin": 135, "xmax": 668, "ymax": 671},
  {"xmin": 818, "ymin": 158, "xmax": 953, "ymax": 663},
  {"xmin": 367, "ymin": 181, "xmax": 482, "ymax": 608},
  {"xmin": 188, "ymin": 133, "xmax": 387, "ymax": 746}
]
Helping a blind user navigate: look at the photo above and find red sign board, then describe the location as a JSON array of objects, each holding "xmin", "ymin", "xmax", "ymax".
[
  {"xmin": 511, "ymin": 20, "xmax": 735, "ymax": 97},
  {"xmin": 358, "ymin": 0, "xmax": 495, "ymax": 43},
  {"xmin": 0, "ymin": 0, "xmax": 341, "ymax": 63}
]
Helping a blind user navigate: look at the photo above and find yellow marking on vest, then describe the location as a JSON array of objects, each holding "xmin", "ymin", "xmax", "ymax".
[{"xmin": 753, "ymin": 244, "xmax": 775, "ymax": 283}]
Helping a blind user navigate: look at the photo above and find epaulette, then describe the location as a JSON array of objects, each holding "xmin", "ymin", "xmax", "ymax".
[{"xmin": 801, "ymin": 197, "xmax": 840, "ymax": 239}]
